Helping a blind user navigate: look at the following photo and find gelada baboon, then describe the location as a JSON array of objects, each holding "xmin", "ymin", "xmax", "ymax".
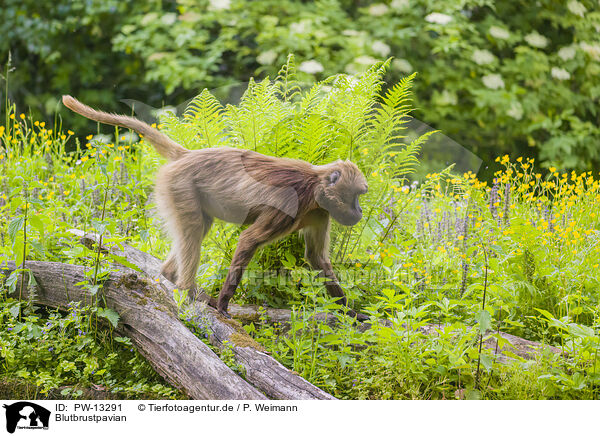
[{"xmin": 62, "ymin": 95, "xmax": 368, "ymax": 320}]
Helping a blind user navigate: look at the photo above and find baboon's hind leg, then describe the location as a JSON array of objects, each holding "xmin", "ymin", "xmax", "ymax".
[
  {"xmin": 162, "ymin": 213, "xmax": 213, "ymax": 300},
  {"xmin": 160, "ymin": 250, "xmax": 179, "ymax": 284}
]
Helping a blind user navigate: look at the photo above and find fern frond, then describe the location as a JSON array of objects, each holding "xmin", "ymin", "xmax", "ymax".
[
  {"xmin": 226, "ymin": 77, "xmax": 292, "ymax": 153},
  {"xmin": 184, "ymin": 89, "xmax": 229, "ymax": 148},
  {"xmin": 276, "ymin": 54, "xmax": 302, "ymax": 103},
  {"xmin": 293, "ymin": 113, "xmax": 335, "ymax": 164},
  {"xmin": 159, "ymin": 113, "xmax": 201, "ymax": 150},
  {"xmin": 392, "ymin": 129, "xmax": 437, "ymax": 178}
]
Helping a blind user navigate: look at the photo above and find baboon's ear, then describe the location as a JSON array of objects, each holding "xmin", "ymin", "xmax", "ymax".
[{"xmin": 328, "ymin": 170, "xmax": 341, "ymax": 186}]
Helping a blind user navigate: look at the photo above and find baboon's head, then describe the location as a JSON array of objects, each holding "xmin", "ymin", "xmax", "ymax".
[{"xmin": 315, "ymin": 160, "xmax": 368, "ymax": 226}]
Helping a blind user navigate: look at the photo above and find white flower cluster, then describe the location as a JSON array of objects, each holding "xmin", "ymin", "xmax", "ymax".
[
  {"xmin": 372, "ymin": 41, "xmax": 391, "ymax": 57},
  {"xmin": 567, "ymin": 0, "xmax": 586, "ymax": 17},
  {"xmin": 482, "ymin": 74, "xmax": 505, "ymax": 89},
  {"xmin": 92, "ymin": 134, "xmax": 112, "ymax": 144},
  {"xmin": 507, "ymin": 101, "xmax": 523, "ymax": 120},
  {"xmin": 153, "ymin": 106, "xmax": 177, "ymax": 119},
  {"xmin": 290, "ymin": 20, "xmax": 311, "ymax": 34},
  {"xmin": 580, "ymin": 42, "xmax": 600, "ymax": 60},
  {"xmin": 208, "ymin": 0, "xmax": 230, "ymax": 11},
  {"xmin": 298, "ymin": 60, "xmax": 324, "ymax": 74},
  {"xmin": 558, "ymin": 46, "xmax": 577, "ymax": 61},
  {"xmin": 524, "ymin": 32, "xmax": 548, "ymax": 49},
  {"xmin": 257, "ymin": 50, "xmax": 277, "ymax": 65},
  {"xmin": 489, "ymin": 26, "xmax": 510, "ymax": 40},
  {"xmin": 391, "ymin": 0, "xmax": 409, "ymax": 10},
  {"xmin": 392, "ymin": 58, "xmax": 413, "ymax": 73},
  {"xmin": 345, "ymin": 56, "xmax": 378, "ymax": 75},
  {"xmin": 368, "ymin": 3, "xmax": 389, "ymax": 16},
  {"xmin": 435, "ymin": 90, "xmax": 458, "ymax": 106},
  {"xmin": 425, "ymin": 12, "xmax": 453, "ymax": 25},
  {"xmin": 551, "ymin": 67, "xmax": 571, "ymax": 81},
  {"xmin": 472, "ymin": 49, "xmax": 496, "ymax": 65},
  {"xmin": 161, "ymin": 13, "xmax": 177, "ymax": 25},
  {"xmin": 355, "ymin": 55, "xmax": 378, "ymax": 65}
]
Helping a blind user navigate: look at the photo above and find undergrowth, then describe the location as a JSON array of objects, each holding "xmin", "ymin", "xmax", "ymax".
[{"xmin": 1, "ymin": 57, "xmax": 599, "ymax": 399}]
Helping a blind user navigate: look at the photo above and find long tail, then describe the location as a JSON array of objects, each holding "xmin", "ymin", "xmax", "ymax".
[{"xmin": 62, "ymin": 95, "xmax": 188, "ymax": 161}]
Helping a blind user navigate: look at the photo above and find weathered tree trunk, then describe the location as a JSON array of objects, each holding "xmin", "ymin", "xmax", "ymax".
[
  {"xmin": 70, "ymin": 231, "xmax": 336, "ymax": 400},
  {"xmin": 1, "ymin": 261, "xmax": 266, "ymax": 400}
]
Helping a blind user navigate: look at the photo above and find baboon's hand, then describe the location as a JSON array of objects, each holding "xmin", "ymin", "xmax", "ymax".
[{"xmin": 218, "ymin": 309, "xmax": 232, "ymax": 319}]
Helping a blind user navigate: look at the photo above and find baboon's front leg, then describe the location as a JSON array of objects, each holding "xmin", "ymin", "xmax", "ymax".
[
  {"xmin": 216, "ymin": 216, "xmax": 287, "ymax": 317},
  {"xmin": 303, "ymin": 217, "xmax": 368, "ymax": 321}
]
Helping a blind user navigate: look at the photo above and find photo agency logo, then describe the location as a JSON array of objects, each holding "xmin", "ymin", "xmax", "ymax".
[{"xmin": 2, "ymin": 402, "xmax": 50, "ymax": 434}]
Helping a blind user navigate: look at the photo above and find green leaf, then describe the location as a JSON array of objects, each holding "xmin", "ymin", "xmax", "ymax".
[
  {"xmin": 475, "ymin": 309, "xmax": 492, "ymax": 334},
  {"xmin": 91, "ymin": 220, "xmax": 107, "ymax": 235},
  {"xmin": 8, "ymin": 216, "xmax": 24, "ymax": 240},
  {"xmin": 30, "ymin": 240, "xmax": 44, "ymax": 256},
  {"xmin": 97, "ymin": 308, "xmax": 120, "ymax": 328},
  {"xmin": 8, "ymin": 302, "xmax": 21, "ymax": 318},
  {"xmin": 465, "ymin": 389, "xmax": 481, "ymax": 400},
  {"xmin": 28, "ymin": 214, "xmax": 44, "ymax": 236}
]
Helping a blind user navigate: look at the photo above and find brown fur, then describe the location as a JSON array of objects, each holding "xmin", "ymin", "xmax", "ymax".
[{"xmin": 62, "ymin": 95, "xmax": 368, "ymax": 319}]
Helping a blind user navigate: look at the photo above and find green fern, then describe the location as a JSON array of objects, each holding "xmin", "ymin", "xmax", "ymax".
[
  {"xmin": 159, "ymin": 56, "xmax": 435, "ymax": 276},
  {"xmin": 159, "ymin": 113, "xmax": 201, "ymax": 150},
  {"xmin": 226, "ymin": 78, "xmax": 292, "ymax": 153},
  {"xmin": 275, "ymin": 54, "xmax": 302, "ymax": 103},
  {"xmin": 184, "ymin": 89, "xmax": 228, "ymax": 148}
]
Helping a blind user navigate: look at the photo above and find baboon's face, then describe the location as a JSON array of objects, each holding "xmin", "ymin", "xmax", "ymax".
[{"xmin": 315, "ymin": 161, "xmax": 368, "ymax": 226}]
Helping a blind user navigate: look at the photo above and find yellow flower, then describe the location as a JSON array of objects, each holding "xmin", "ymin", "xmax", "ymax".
[
  {"xmin": 114, "ymin": 156, "xmax": 123, "ymax": 161},
  {"xmin": 9, "ymin": 114, "xmax": 15, "ymax": 120},
  {"xmin": 86, "ymin": 134, "xmax": 93, "ymax": 140},
  {"xmin": 67, "ymin": 130, "xmax": 74, "ymax": 135},
  {"xmin": 40, "ymin": 122, "xmax": 45, "ymax": 128},
  {"xmin": 19, "ymin": 113, "xmax": 25, "ymax": 120}
]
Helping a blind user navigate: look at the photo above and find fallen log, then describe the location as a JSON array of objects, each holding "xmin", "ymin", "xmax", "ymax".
[
  {"xmin": 71, "ymin": 230, "xmax": 336, "ymax": 400},
  {"xmin": 0, "ymin": 261, "xmax": 266, "ymax": 400}
]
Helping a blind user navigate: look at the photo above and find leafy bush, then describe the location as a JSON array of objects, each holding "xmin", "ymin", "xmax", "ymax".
[
  {"xmin": 112, "ymin": 0, "xmax": 600, "ymax": 171},
  {"xmin": 3, "ymin": 0, "xmax": 599, "ymax": 171}
]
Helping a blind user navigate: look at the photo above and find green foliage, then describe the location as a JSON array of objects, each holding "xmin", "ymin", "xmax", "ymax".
[
  {"xmin": 111, "ymin": 0, "xmax": 600, "ymax": 171},
  {"xmin": 0, "ymin": 0, "xmax": 163, "ymax": 134},
  {"xmin": 1, "ymin": 57, "xmax": 600, "ymax": 400},
  {"xmin": 0, "ymin": 298, "xmax": 180, "ymax": 399},
  {"xmin": 3, "ymin": 0, "xmax": 600, "ymax": 170}
]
